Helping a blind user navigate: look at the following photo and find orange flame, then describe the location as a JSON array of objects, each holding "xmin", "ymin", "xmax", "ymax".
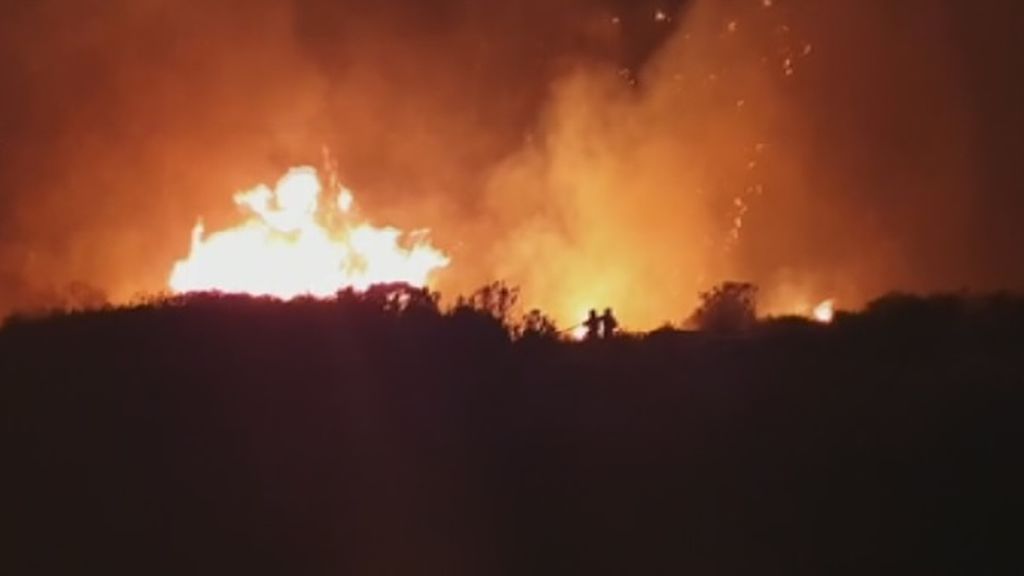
[{"xmin": 169, "ymin": 166, "xmax": 449, "ymax": 298}]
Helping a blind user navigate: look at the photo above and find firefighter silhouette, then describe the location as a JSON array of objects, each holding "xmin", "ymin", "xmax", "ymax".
[
  {"xmin": 600, "ymin": 308, "xmax": 619, "ymax": 338},
  {"xmin": 584, "ymin": 309, "xmax": 602, "ymax": 340}
]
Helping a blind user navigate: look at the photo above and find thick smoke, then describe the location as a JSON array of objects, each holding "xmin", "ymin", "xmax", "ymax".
[
  {"xmin": 1, "ymin": 0, "xmax": 1021, "ymax": 326},
  {"xmin": 481, "ymin": 1, "xmax": 801, "ymax": 326},
  {"xmin": 0, "ymin": 0, "xmax": 651, "ymax": 316},
  {"xmin": 0, "ymin": 0, "xmax": 326, "ymax": 312},
  {"xmin": 476, "ymin": 0, "xmax": 1020, "ymax": 327}
]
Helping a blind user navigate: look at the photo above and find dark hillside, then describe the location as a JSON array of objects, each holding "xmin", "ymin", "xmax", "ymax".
[{"xmin": 2, "ymin": 292, "xmax": 1021, "ymax": 575}]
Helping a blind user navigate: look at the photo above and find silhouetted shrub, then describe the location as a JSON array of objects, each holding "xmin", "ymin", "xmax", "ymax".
[
  {"xmin": 359, "ymin": 282, "xmax": 441, "ymax": 315},
  {"xmin": 688, "ymin": 281, "xmax": 758, "ymax": 333},
  {"xmin": 455, "ymin": 281, "xmax": 520, "ymax": 323},
  {"xmin": 515, "ymin": 308, "xmax": 559, "ymax": 340}
]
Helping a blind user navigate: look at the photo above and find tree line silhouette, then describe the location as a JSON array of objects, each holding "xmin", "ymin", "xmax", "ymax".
[{"xmin": 0, "ymin": 279, "xmax": 831, "ymax": 337}]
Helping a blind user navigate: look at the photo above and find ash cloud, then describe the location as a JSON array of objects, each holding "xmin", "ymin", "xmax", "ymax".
[{"xmin": 1, "ymin": 0, "xmax": 1021, "ymax": 325}]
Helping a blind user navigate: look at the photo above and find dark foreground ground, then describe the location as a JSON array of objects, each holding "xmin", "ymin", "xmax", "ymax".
[{"xmin": 2, "ymin": 292, "xmax": 1021, "ymax": 575}]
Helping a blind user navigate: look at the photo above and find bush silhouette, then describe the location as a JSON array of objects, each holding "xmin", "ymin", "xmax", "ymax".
[
  {"xmin": 455, "ymin": 281, "xmax": 519, "ymax": 322},
  {"xmin": 516, "ymin": 308, "xmax": 559, "ymax": 340},
  {"xmin": 688, "ymin": 281, "xmax": 758, "ymax": 333}
]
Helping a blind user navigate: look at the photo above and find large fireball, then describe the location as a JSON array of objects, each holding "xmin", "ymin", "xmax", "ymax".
[{"xmin": 169, "ymin": 167, "xmax": 449, "ymax": 298}]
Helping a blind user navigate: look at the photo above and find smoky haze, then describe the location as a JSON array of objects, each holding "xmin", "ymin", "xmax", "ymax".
[{"xmin": 1, "ymin": 0, "xmax": 1021, "ymax": 327}]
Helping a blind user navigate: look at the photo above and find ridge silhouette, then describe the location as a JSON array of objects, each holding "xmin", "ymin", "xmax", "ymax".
[{"xmin": 2, "ymin": 286, "xmax": 1020, "ymax": 574}]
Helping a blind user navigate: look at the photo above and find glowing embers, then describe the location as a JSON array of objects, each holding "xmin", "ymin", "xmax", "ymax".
[{"xmin": 169, "ymin": 167, "xmax": 449, "ymax": 299}]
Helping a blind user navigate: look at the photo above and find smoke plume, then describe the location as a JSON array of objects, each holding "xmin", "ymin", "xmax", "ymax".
[{"xmin": 1, "ymin": 0, "xmax": 1021, "ymax": 327}]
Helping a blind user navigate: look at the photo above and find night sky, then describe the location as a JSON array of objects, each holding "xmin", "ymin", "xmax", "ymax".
[{"xmin": 1, "ymin": 0, "xmax": 1022, "ymax": 325}]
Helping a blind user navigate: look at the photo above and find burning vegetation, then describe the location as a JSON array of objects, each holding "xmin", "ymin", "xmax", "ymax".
[
  {"xmin": 169, "ymin": 166, "xmax": 449, "ymax": 299},
  {"xmin": 161, "ymin": 162, "xmax": 836, "ymax": 331}
]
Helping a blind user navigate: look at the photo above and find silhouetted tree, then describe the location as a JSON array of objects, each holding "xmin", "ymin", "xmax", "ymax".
[
  {"xmin": 361, "ymin": 282, "xmax": 440, "ymax": 315},
  {"xmin": 516, "ymin": 308, "xmax": 559, "ymax": 340},
  {"xmin": 455, "ymin": 281, "xmax": 520, "ymax": 324},
  {"xmin": 689, "ymin": 281, "xmax": 758, "ymax": 333}
]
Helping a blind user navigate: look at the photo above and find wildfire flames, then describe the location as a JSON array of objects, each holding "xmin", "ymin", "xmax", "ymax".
[
  {"xmin": 813, "ymin": 299, "xmax": 836, "ymax": 323},
  {"xmin": 167, "ymin": 164, "xmax": 835, "ymax": 328},
  {"xmin": 169, "ymin": 167, "xmax": 450, "ymax": 299}
]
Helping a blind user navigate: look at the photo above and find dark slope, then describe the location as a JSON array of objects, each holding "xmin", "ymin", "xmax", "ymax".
[{"xmin": 2, "ymin": 293, "xmax": 1021, "ymax": 575}]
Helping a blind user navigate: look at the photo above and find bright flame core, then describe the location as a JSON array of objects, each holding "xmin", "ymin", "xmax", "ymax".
[
  {"xmin": 813, "ymin": 299, "xmax": 835, "ymax": 323},
  {"xmin": 169, "ymin": 166, "xmax": 449, "ymax": 298}
]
